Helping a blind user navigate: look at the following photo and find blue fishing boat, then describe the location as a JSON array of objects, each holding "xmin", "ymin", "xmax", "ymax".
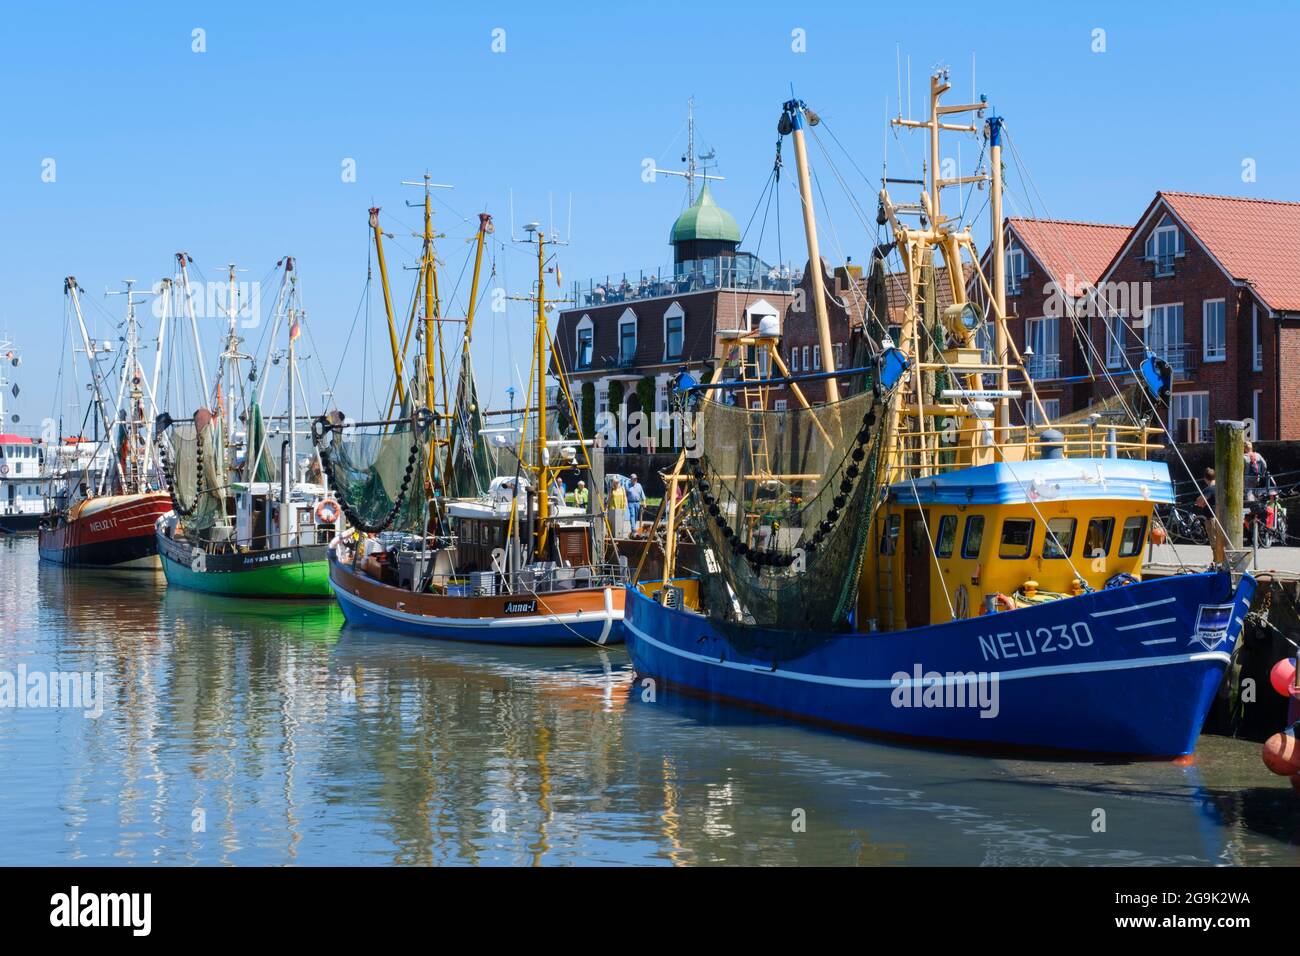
[{"xmin": 625, "ymin": 82, "xmax": 1254, "ymax": 757}]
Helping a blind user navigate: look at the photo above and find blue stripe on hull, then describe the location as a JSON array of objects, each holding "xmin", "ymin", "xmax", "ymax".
[
  {"xmin": 625, "ymin": 571, "xmax": 1255, "ymax": 757},
  {"xmin": 332, "ymin": 579, "xmax": 624, "ymax": 647}
]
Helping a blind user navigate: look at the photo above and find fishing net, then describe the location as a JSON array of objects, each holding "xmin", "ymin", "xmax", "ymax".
[
  {"xmin": 685, "ymin": 384, "xmax": 893, "ymax": 633},
  {"xmin": 445, "ymin": 349, "xmax": 492, "ymax": 498},
  {"xmin": 315, "ymin": 399, "xmax": 427, "ymax": 534},
  {"xmin": 244, "ymin": 401, "xmax": 280, "ymax": 485},
  {"xmin": 159, "ymin": 410, "xmax": 228, "ymax": 533}
]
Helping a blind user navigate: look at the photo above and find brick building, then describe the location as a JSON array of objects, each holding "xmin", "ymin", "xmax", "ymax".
[{"xmin": 1090, "ymin": 192, "xmax": 1300, "ymax": 442}]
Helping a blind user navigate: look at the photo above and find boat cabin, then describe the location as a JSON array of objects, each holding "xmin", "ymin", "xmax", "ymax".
[
  {"xmin": 232, "ymin": 481, "xmax": 335, "ymax": 550},
  {"xmin": 863, "ymin": 456, "xmax": 1173, "ymax": 631},
  {"xmin": 0, "ymin": 434, "xmax": 49, "ymax": 523}
]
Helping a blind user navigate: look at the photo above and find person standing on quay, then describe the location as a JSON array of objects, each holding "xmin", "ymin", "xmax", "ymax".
[{"xmin": 627, "ymin": 473, "xmax": 645, "ymax": 531}]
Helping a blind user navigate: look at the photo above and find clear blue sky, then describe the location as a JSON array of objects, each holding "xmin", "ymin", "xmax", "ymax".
[{"xmin": 1, "ymin": 0, "xmax": 1294, "ymax": 433}]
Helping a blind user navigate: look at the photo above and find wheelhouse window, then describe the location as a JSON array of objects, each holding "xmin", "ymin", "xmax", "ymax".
[
  {"xmin": 1043, "ymin": 517, "xmax": 1077, "ymax": 559},
  {"xmin": 1084, "ymin": 517, "xmax": 1115, "ymax": 558},
  {"xmin": 934, "ymin": 515, "xmax": 958, "ymax": 558},
  {"xmin": 1118, "ymin": 516, "xmax": 1147, "ymax": 557},
  {"xmin": 879, "ymin": 514, "xmax": 901, "ymax": 555},
  {"xmin": 998, "ymin": 518, "xmax": 1035, "ymax": 559},
  {"xmin": 961, "ymin": 515, "xmax": 985, "ymax": 558}
]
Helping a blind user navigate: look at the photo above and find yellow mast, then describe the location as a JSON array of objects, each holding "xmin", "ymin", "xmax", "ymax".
[
  {"xmin": 782, "ymin": 99, "xmax": 839, "ymax": 403},
  {"xmin": 534, "ymin": 229, "xmax": 550, "ymax": 551},
  {"xmin": 369, "ymin": 207, "xmax": 406, "ymax": 407},
  {"xmin": 441, "ymin": 212, "xmax": 493, "ymax": 494}
]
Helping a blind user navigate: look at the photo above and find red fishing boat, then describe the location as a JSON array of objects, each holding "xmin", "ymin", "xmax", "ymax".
[{"xmin": 39, "ymin": 277, "xmax": 169, "ymax": 569}]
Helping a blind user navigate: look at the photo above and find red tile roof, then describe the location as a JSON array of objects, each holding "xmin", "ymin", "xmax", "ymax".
[
  {"xmin": 1007, "ymin": 218, "xmax": 1130, "ymax": 297},
  {"xmin": 1158, "ymin": 191, "xmax": 1300, "ymax": 313}
]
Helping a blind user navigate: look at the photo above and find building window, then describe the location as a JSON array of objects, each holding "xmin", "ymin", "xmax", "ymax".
[
  {"xmin": 812, "ymin": 345, "xmax": 822, "ymax": 370},
  {"xmin": 575, "ymin": 315, "xmax": 594, "ymax": 370},
  {"xmin": 773, "ymin": 400, "xmax": 787, "ymax": 411},
  {"xmin": 1026, "ymin": 398, "xmax": 1060, "ymax": 426},
  {"xmin": 1105, "ymin": 314, "xmax": 1126, "ymax": 369},
  {"xmin": 663, "ymin": 303, "xmax": 684, "ymax": 360},
  {"xmin": 1144, "ymin": 303, "xmax": 1185, "ymax": 373},
  {"xmin": 618, "ymin": 311, "xmax": 637, "ymax": 365},
  {"xmin": 1172, "ymin": 391, "xmax": 1210, "ymax": 443},
  {"xmin": 1252, "ymin": 303, "xmax": 1263, "ymax": 371},
  {"xmin": 802, "ymin": 346, "xmax": 810, "ymax": 370},
  {"xmin": 1252, "ymin": 389, "xmax": 1263, "ymax": 441},
  {"xmin": 1025, "ymin": 317, "xmax": 1060, "ymax": 379},
  {"xmin": 1202, "ymin": 299, "xmax": 1226, "ymax": 362},
  {"xmin": 1005, "ymin": 245, "xmax": 1027, "ymax": 295},
  {"xmin": 789, "ymin": 346, "xmax": 799, "ymax": 372},
  {"xmin": 1145, "ymin": 215, "xmax": 1184, "ymax": 276},
  {"xmin": 832, "ymin": 343, "xmax": 844, "ymax": 369}
]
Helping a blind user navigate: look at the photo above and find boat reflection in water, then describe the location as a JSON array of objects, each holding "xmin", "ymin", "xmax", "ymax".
[{"xmin": 6, "ymin": 535, "xmax": 1297, "ymax": 865}]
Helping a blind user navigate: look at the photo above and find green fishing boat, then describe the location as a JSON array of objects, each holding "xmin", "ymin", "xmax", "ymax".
[{"xmin": 154, "ymin": 256, "xmax": 338, "ymax": 599}]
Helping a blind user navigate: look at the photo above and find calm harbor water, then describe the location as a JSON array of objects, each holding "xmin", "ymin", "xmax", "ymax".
[{"xmin": 1, "ymin": 533, "xmax": 1298, "ymax": 866}]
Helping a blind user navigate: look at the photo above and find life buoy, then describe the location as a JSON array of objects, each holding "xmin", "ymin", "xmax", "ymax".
[
  {"xmin": 0, "ymin": 463, "xmax": 8, "ymax": 476},
  {"xmin": 315, "ymin": 498, "xmax": 341, "ymax": 524},
  {"xmin": 994, "ymin": 593, "xmax": 1016, "ymax": 612}
]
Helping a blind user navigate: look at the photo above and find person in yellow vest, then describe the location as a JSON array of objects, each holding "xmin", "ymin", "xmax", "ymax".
[
  {"xmin": 574, "ymin": 480, "xmax": 589, "ymax": 508},
  {"xmin": 609, "ymin": 479, "xmax": 629, "ymax": 537}
]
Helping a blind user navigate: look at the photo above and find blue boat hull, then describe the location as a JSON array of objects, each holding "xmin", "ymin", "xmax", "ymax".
[{"xmin": 625, "ymin": 572, "xmax": 1255, "ymax": 757}]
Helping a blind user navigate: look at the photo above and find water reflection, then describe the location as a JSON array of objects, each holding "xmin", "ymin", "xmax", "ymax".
[{"xmin": 1, "ymin": 535, "xmax": 1298, "ymax": 865}]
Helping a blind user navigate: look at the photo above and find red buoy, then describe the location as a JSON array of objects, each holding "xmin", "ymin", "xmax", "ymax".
[
  {"xmin": 1269, "ymin": 657, "xmax": 1297, "ymax": 699},
  {"xmin": 1262, "ymin": 728, "xmax": 1300, "ymax": 776}
]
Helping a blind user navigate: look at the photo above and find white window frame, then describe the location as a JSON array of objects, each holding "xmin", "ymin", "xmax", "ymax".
[
  {"xmin": 832, "ymin": 342, "xmax": 844, "ymax": 369},
  {"xmin": 812, "ymin": 345, "xmax": 822, "ymax": 370},
  {"xmin": 1172, "ymin": 391, "xmax": 1210, "ymax": 443},
  {"xmin": 1146, "ymin": 215, "xmax": 1184, "ymax": 276},
  {"xmin": 789, "ymin": 346, "xmax": 799, "ymax": 372},
  {"xmin": 773, "ymin": 400, "xmax": 788, "ymax": 411},
  {"xmin": 1145, "ymin": 303, "xmax": 1185, "ymax": 373},
  {"xmin": 1026, "ymin": 398, "xmax": 1061, "ymax": 426},
  {"xmin": 1202, "ymin": 299, "xmax": 1226, "ymax": 363},
  {"xmin": 1252, "ymin": 302, "xmax": 1263, "ymax": 372},
  {"xmin": 1252, "ymin": 389, "xmax": 1263, "ymax": 441},
  {"xmin": 1024, "ymin": 316, "xmax": 1060, "ymax": 380},
  {"xmin": 1105, "ymin": 314, "xmax": 1126, "ymax": 369},
  {"xmin": 1005, "ymin": 245, "xmax": 1027, "ymax": 295},
  {"xmin": 617, "ymin": 308, "xmax": 637, "ymax": 365},
  {"xmin": 662, "ymin": 302, "xmax": 685, "ymax": 360},
  {"xmin": 802, "ymin": 345, "xmax": 810, "ymax": 370},
  {"xmin": 575, "ymin": 314, "xmax": 594, "ymax": 369}
]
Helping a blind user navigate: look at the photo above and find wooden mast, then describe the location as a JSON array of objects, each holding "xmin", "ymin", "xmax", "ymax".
[{"xmin": 783, "ymin": 98, "xmax": 839, "ymax": 403}]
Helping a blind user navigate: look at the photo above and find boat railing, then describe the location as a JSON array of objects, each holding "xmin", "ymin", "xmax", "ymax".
[
  {"xmin": 420, "ymin": 562, "xmax": 630, "ymax": 596},
  {"xmin": 889, "ymin": 422, "xmax": 1164, "ymax": 474}
]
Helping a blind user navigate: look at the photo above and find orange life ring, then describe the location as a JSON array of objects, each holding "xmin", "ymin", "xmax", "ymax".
[{"xmin": 315, "ymin": 498, "xmax": 341, "ymax": 524}]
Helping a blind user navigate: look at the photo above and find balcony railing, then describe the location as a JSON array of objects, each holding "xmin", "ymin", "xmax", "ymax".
[
  {"xmin": 572, "ymin": 254, "xmax": 802, "ymax": 308},
  {"xmin": 1025, "ymin": 353, "xmax": 1061, "ymax": 380}
]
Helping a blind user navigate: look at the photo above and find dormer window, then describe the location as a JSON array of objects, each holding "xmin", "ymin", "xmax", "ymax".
[
  {"xmin": 575, "ymin": 315, "xmax": 594, "ymax": 370},
  {"xmin": 618, "ymin": 309, "xmax": 637, "ymax": 365},
  {"xmin": 663, "ymin": 302, "xmax": 684, "ymax": 360},
  {"xmin": 1144, "ymin": 215, "xmax": 1185, "ymax": 276}
]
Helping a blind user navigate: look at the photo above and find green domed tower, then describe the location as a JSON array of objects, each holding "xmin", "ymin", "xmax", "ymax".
[{"xmin": 669, "ymin": 183, "xmax": 740, "ymax": 264}]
